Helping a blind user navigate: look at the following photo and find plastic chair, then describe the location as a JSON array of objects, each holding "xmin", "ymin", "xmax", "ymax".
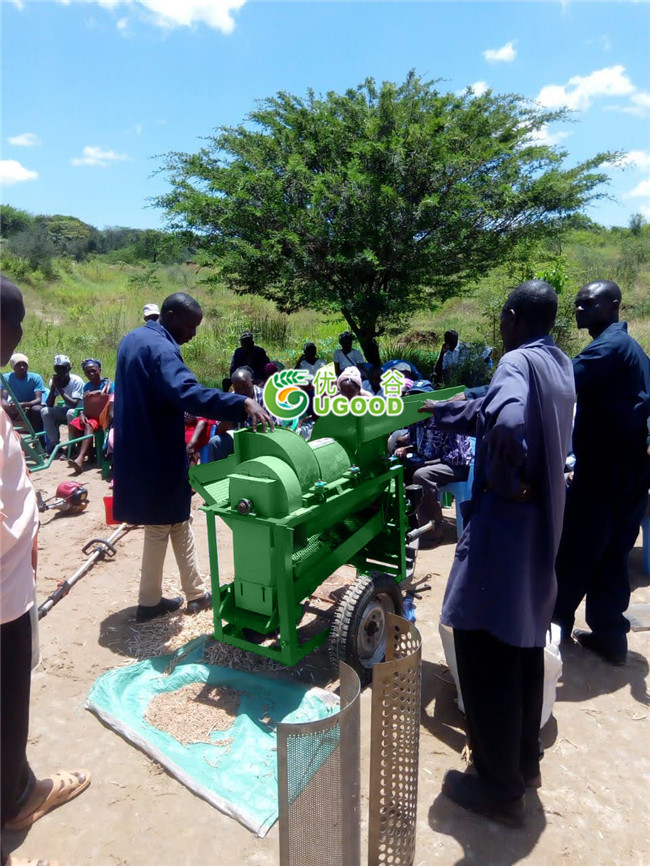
[
  {"xmin": 442, "ymin": 437, "xmax": 476, "ymax": 539},
  {"xmin": 642, "ymin": 512, "xmax": 650, "ymax": 576}
]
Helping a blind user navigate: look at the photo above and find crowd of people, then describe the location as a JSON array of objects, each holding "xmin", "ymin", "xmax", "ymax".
[{"xmin": 1, "ymin": 272, "xmax": 649, "ymax": 863}]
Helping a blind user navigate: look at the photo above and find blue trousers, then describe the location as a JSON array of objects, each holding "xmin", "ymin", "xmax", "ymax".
[
  {"xmin": 554, "ymin": 475, "xmax": 649, "ymax": 655},
  {"xmin": 207, "ymin": 433, "xmax": 235, "ymax": 462}
]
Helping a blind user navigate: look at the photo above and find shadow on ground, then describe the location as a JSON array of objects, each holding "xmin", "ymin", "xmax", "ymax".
[
  {"xmin": 428, "ymin": 789, "xmax": 547, "ymax": 866},
  {"xmin": 557, "ymin": 643, "xmax": 649, "ymax": 706}
]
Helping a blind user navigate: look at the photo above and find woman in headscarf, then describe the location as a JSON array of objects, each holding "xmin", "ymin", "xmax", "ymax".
[
  {"xmin": 336, "ymin": 367, "xmax": 373, "ymax": 399},
  {"xmin": 67, "ymin": 359, "xmax": 114, "ymax": 474}
]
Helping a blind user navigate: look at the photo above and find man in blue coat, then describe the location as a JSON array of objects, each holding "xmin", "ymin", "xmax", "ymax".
[
  {"xmin": 113, "ymin": 292, "xmax": 272, "ymax": 623},
  {"xmin": 553, "ymin": 280, "xmax": 650, "ymax": 665},
  {"xmin": 420, "ymin": 281, "xmax": 575, "ymax": 827}
]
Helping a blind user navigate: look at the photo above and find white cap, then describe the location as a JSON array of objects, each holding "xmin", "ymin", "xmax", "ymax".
[
  {"xmin": 53, "ymin": 354, "xmax": 71, "ymax": 367},
  {"xmin": 10, "ymin": 353, "xmax": 28, "ymax": 368},
  {"xmin": 143, "ymin": 303, "xmax": 160, "ymax": 319}
]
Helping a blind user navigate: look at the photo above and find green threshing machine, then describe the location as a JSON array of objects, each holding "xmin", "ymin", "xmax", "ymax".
[{"xmin": 189, "ymin": 386, "xmax": 462, "ymax": 680}]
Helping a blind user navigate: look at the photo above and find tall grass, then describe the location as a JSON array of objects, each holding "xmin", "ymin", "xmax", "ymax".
[{"xmin": 3, "ymin": 239, "xmax": 649, "ymax": 389}]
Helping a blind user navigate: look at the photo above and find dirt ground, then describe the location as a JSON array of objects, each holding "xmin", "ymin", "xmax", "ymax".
[{"xmin": 5, "ymin": 460, "xmax": 650, "ymax": 866}]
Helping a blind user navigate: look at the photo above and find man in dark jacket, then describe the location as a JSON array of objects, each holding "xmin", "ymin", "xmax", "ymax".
[
  {"xmin": 553, "ymin": 280, "xmax": 650, "ymax": 665},
  {"xmin": 421, "ymin": 281, "xmax": 575, "ymax": 827},
  {"xmin": 113, "ymin": 293, "xmax": 272, "ymax": 622}
]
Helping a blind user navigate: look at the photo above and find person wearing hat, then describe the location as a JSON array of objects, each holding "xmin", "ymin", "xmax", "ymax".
[
  {"xmin": 336, "ymin": 367, "xmax": 372, "ymax": 399},
  {"xmin": 41, "ymin": 356, "xmax": 84, "ymax": 456},
  {"xmin": 1, "ymin": 353, "xmax": 46, "ymax": 432},
  {"xmin": 297, "ymin": 342, "xmax": 326, "ymax": 377},
  {"xmin": 143, "ymin": 303, "xmax": 160, "ymax": 322},
  {"xmin": 229, "ymin": 332, "xmax": 271, "ymax": 383}
]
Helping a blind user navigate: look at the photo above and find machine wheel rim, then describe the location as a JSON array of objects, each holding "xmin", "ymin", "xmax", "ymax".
[{"xmin": 356, "ymin": 592, "xmax": 396, "ymax": 667}]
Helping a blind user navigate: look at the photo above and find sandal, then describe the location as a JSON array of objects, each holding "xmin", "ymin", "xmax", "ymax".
[
  {"xmin": 67, "ymin": 459, "xmax": 83, "ymax": 475},
  {"xmin": 5, "ymin": 770, "xmax": 91, "ymax": 831}
]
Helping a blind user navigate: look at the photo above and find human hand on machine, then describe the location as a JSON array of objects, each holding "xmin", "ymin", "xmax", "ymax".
[{"xmin": 244, "ymin": 399, "xmax": 275, "ymax": 433}]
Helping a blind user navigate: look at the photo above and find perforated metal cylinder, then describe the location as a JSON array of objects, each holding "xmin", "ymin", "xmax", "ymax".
[
  {"xmin": 277, "ymin": 663, "xmax": 361, "ymax": 866},
  {"xmin": 368, "ymin": 614, "xmax": 422, "ymax": 866}
]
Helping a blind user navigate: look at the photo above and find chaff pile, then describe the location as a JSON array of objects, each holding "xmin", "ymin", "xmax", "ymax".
[{"xmin": 126, "ymin": 609, "xmax": 284, "ymax": 672}]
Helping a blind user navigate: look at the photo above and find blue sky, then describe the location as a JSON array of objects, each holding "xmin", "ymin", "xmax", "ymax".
[{"xmin": 2, "ymin": 1, "xmax": 649, "ymax": 230}]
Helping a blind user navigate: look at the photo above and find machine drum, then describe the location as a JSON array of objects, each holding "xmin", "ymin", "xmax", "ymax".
[{"xmin": 328, "ymin": 572, "xmax": 404, "ymax": 683}]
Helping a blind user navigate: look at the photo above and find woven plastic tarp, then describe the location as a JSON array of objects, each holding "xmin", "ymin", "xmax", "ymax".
[{"xmin": 86, "ymin": 638, "xmax": 339, "ymax": 836}]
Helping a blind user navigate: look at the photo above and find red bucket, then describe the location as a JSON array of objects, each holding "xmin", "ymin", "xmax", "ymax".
[{"xmin": 103, "ymin": 495, "xmax": 118, "ymax": 526}]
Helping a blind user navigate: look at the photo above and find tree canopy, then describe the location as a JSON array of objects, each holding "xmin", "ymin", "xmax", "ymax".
[{"xmin": 156, "ymin": 72, "xmax": 615, "ymax": 363}]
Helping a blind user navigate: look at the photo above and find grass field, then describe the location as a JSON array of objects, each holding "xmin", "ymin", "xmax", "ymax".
[{"xmin": 4, "ymin": 227, "xmax": 649, "ymax": 388}]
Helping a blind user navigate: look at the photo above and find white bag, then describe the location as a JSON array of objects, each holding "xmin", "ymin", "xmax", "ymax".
[{"xmin": 439, "ymin": 622, "xmax": 562, "ymax": 729}]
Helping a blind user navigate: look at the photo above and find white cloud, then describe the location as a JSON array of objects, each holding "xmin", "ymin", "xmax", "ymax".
[
  {"xmin": 619, "ymin": 150, "xmax": 650, "ymax": 172},
  {"xmin": 7, "ymin": 132, "xmax": 42, "ymax": 147},
  {"xmin": 70, "ymin": 145, "xmax": 129, "ymax": 167},
  {"xmin": 483, "ymin": 41, "xmax": 517, "ymax": 63},
  {"xmin": 0, "ymin": 159, "xmax": 38, "ymax": 185},
  {"xmin": 468, "ymin": 81, "xmax": 488, "ymax": 97},
  {"xmin": 537, "ymin": 65, "xmax": 635, "ymax": 111},
  {"xmin": 628, "ymin": 178, "xmax": 650, "ymax": 199},
  {"xmin": 528, "ymin": 125, "xmax": 570, "ymax": 147},
  {"xmin": 639, "ymin": 204, "xmax": 650, "ymax": 221},
  {"xmin": 587, "ymin": 35, "xmax": 612, "ymax": 52},
  {"xmin": 43, "ymin": 0, "xmax": 246, "ymax": 33}
]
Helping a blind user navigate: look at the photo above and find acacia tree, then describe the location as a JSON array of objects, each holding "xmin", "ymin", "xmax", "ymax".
[{"xmin": 156, "ymin": 72, "xmax": 614, "ymax": 365}]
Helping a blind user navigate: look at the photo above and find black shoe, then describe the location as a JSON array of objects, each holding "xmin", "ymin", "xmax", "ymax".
[
  {"xmin": 186, "ymin": 592, "xmax": 212, "ymax": 615},
  {"xmin": 135, "ymin": 596, "xmax": 183, "ymax": 623},
  {"xmin": 441, "ymin": 770, "xmax": 525, "ymax": 828},
  {"xmin": 573, "ymin": 629, "xmax": 627, "ymax": 666}
]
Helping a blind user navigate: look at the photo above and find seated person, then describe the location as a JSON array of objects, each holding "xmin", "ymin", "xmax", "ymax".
[
  {"xmin": 67, "ymin": 358, "xmax": 114, "ymax": 473},
  {"xmin": 41, "ymin": 355, "xmax": 84, "ymax": 455},
  {"xmin": 297, "ymin": 342, "xmax": 326, "ymax": 377},
  {"xmin": 333, "ymin": 331, "xmax": 366, "ymax": 377},
  {"xmin": 184, "ymin": 413, "xmax": 215, "ymax": 465},
  {"xmin": 229, "ymin": 332, "xmax": 270, "ymax": 383},
  {"xmin": 1, "ymin": 353, "xmax": 46, "ymax": 432},
  {"xmin": 395, "ymin": 407, "xmax": 472, "ymax": 545},
  {"xmin": 263, "ymin": 362, "xmax": 279, "ymax": 382},
  {"xmin": 362, "ymin": 365, "xmax": 385, "ymax": 397},
  {"xmin": 207, "ymin": 367, "xmax": 267, "ymax": 461},
  {"xmin": 336, "ymin": 367, "xmax": 372, "ymax": 399}
]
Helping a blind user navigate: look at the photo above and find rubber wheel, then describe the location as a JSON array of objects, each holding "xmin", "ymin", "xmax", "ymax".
[{"xmin": 328, "ymin": 572, "xmax": 404, "ymax": 683}]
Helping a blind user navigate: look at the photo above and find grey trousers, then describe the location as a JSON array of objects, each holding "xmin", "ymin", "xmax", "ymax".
[
  {"xmin": 42, "ymin": 405, "xmax": 76, "ymax": 450},
  {"xmin": 412, "ymin": 461, "xmax": 469, "ymax": 525}
]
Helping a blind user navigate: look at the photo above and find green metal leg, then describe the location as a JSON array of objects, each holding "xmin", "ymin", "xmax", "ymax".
[
  {"xmin": 206, "ymin": 512, "xmax": 224, "ymax": 642},
  {"xmin": 273, "ymin": 525, "xmax": 300, "ymax": 665}
]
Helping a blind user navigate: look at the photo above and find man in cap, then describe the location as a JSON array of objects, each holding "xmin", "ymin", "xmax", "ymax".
[
  {"xmin": 1, "ymin": 353, "xmax": 46, "ymax": 432},
  {"xmin": 143, "ymin": 303, "xmax": 160, "ymax": 322},
  {"xmin": 553, "ymin": 280, "xmax": 650, "ymax": 665},
  {"xmin": 41, "ymin": 355, "xmax": 84, "ymax": 456},
  {"xmin": 422, "ymin": 281, "xmax": 575, "ymax": 827},
  {"xmin": 114, "ymin": 293, "xmax": 273, "ymax": 623},
  {"xmin": 229, "ymin": 332, "xmax": 271, "ymax": 383},
  {"xmin": 1, "ymin": 276, "xmax": 90, "ymax": 857}
]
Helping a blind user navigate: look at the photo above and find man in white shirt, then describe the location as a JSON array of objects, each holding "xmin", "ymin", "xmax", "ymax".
[
  {"xmin": 333, "ymin": 331, "xmax": 366, "ymax": 376},
  {"xmin": 433, "ymin": 330, "xmax": 466, "ymax": 385},
  {"xmin": 41, "ymin": 354, "xmax": 84, "ymax": 455},
  {"xmin": 1, "ymin": 277, "xmax": 89, "ymax": 853}
]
